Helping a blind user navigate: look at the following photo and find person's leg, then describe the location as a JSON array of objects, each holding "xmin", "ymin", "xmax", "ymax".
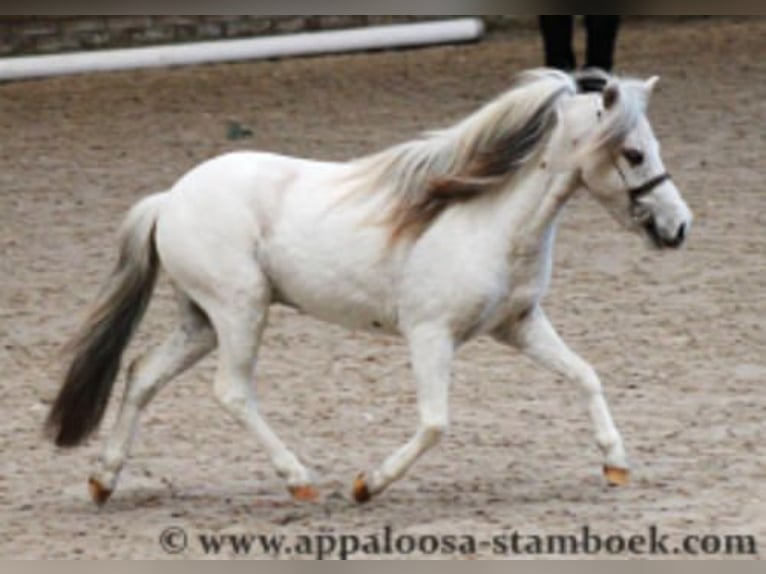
[
  {"xmin": 539, "ymin": 16, "xmax": 576, "ymax": 71},
  {"xmin": 584, "ymin": 16, "xmax": 620, "ymax": 71}
]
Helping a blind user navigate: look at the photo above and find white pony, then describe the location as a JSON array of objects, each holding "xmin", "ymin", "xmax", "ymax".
[{"xmin": 45, "ymin": 69, "xmax": 691, "ymax": 505}]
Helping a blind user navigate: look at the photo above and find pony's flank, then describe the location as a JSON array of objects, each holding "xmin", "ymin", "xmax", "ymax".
[{"xmin": 348, "ymin": 69, "xmax": 576, "ymax": 241}]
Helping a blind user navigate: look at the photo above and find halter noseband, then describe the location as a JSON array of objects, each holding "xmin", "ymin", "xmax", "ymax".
[{"xmin": 628, "ymin": 172, "xmax": 671, "ymax": 202}]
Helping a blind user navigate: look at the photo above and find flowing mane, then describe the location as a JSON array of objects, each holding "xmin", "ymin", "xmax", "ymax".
[{"xmin": 347, "ymin": 69, "xmax": 577, "ymax": 241}]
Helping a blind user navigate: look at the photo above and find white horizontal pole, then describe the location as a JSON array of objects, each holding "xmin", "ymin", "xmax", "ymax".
[{"xmin": 0, "ymin": 18, "xmax": 485, "ymax": 81}]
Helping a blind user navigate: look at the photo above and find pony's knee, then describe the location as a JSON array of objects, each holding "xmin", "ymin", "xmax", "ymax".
[
  {"xmin": 125, "ymin": 357, "xmax": 158, "ymax": 409},
  {"xmin": 420, "ymin": 420, "xmax": 447, "ymax": 447}
]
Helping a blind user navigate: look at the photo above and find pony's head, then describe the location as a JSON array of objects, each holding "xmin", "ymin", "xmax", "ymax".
[{"xmin": 564, "ymin": 73, "xmax": 692, "ymax": 248}]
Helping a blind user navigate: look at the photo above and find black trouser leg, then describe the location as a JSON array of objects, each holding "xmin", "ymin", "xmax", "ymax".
[
  {"xmin": 584, "ymin": 16, "xmax": 620, "ymax": 72},
  {"xmin": 539, "ymin": 16, "xmax": 575, "ymax": 71}
]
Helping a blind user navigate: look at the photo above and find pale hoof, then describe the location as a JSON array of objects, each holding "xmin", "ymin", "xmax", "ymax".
[
  {"xmin": 352, "ymin": 473, "xmax": 372, "ymax": 504},
  {"xmin": 88, "ymin": 476, "xmax": 112, "ymax": 506},
  {"xmin": 603, "ymin": 465, "xmax": 630, "ymax": 487},
  {"xmin": 288, "ymin": 484, "xmax": 319, "ymax": 503}
]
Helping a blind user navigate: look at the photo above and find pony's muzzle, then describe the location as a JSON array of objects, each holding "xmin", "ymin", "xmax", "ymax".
[
  {"xmin": 645, "ymin": 218, "xmax": 689, "ymax": 249},
  {"xmin": 673, "ymin": 222, "xmax": 687, "ymax": 245}
]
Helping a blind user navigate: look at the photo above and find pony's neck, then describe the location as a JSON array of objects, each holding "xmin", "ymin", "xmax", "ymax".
[
  {"xmin": 491, "ymin": 161, "xmax": 581, "ymax": 256},
  {"xmin": 489, "ymin": 100, "xmax": 591, "ymax": 254}
]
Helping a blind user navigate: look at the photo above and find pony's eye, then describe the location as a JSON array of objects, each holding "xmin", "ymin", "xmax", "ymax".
[{"xmin": 622, "ymin": 148, "xmax": 644, "ymax": 167}]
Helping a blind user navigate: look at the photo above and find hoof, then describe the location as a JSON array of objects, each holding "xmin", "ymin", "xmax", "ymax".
[
  {"xmin": 288, "ymin": 484, "xmax": 319, "ymax": 503},
  {"xmin": 603, "ymin": 465, "xmax": 630, "ymax": 487},
  {"xmin": 88, "ymin": 477, "xmax": 112, "ymax": 506},
  {"xmin": 352, "ymin": 473, "xmax": 372, "ymax": 504}
]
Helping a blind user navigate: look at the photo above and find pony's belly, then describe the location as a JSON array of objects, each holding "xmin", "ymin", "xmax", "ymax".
[
  {"xmin": 273, "ymin": 275, "xmax": 399, "ymax": 333},
  {"xmin": 262, "ymin": 241, "xmax": 400, "ymax": 334},
  {"xmin": 283, "ymin": 295, "xmax": 398, "ymax": 333}
]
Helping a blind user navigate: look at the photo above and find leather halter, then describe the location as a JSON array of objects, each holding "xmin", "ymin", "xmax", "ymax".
[{"xmin": 628, "ymin": 172, "xmax": 672, "ymax": 202}]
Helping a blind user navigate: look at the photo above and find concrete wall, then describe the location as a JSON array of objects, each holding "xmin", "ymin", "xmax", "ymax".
[{"xmin": 0, "ymin": 16, "xmax": 497, "ymax": 56}]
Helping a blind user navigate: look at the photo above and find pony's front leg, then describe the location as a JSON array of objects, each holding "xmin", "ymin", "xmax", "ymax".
[
  {"xmin": 353, "ymin": 323, "xmax": 453, "ymax": 503},
  {"xmin": 494, "ymin": 306, "xmax": 629, "ymax": 485}
]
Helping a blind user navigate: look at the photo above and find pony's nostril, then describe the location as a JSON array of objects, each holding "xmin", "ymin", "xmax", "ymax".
[{"xmin": 676, "ymin": 223, "xmax": 686, "ymax": 243}]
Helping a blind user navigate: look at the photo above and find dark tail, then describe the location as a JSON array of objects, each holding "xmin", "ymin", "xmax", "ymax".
[{"xmin": 45, "ymin": 193, "xmax": 165, "ymax": 447}]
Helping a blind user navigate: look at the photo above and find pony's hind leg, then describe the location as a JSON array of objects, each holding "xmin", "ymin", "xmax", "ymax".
[
  {"xmin": 89, "ymin": 293, "xmax": 216, "ymax": 505},
  {"xmin": 156, "ymin": 199, "xmax": 314, "ymax": 502},
  {"xmin": 200, "ymin": 270, "xmax": 316, "ymax": 502}
]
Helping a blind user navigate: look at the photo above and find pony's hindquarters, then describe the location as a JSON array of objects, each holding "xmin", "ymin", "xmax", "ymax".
[
  {"xmin": 45, "ymin": 192, "xmax": 167, "ymax": 447},
  {"xmin": 152, "ymin": 178, "xmax": 319, "ymax": 500}
]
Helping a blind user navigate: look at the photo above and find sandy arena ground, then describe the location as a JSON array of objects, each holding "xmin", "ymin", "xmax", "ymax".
[{"xmin": 1, "ymin": 18, "xmax": 764, "ymax": 559}]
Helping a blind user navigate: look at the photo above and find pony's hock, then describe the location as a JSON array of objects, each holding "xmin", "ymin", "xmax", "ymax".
[{"xmin": 46, "ymin": 68, "xmax": 691, "ymax": 506}]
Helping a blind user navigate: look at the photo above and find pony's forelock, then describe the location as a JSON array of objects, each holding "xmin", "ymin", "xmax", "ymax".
[{"xmin": 583, "ymin": 77, "xmax": 650, "ymax": 157}]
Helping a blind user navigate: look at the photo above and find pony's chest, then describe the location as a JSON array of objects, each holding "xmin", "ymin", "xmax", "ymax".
[
  {"xmin": 462, "ymin": 251, "xmax": 553, "ymax": 339},
  {"xmin": 508, "ymin": 249, "xmax": 553, "ymax": 297}
]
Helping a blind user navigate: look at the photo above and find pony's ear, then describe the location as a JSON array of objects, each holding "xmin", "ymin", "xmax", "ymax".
[
  {"xmin": 643, "ymin": 76, "xmax": 660, "ymax": 108},
  {"xmin": 645, "ymin": 75, "xmax": 660, "ymax": 94},
  {"xmin": 602, "ymin": 82, "xmax": 620, "ymax": 110}
]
